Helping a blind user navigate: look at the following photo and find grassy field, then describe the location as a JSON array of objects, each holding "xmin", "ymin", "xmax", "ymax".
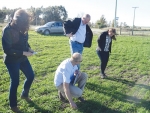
[{"xmin": 0, "ymin": 31, "xmax": 150, "ymax": 113}]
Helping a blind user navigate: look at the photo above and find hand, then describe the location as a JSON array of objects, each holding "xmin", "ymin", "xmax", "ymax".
[
  {"xmin": 74, "ymin": 70, "xmax": 81, "ymax": 77},
  {"xmin": 74, "ymin": 70, "xmax": 79, "ymax": 75},
  {"xmin": 70, "ymin": 102, "xmax": 77, "ymax": 109},
  {"xmin": 74, "ymin": 70, "xmax": 80, "ymax": 75},
  {"xmin": 28, "ymin": 48, "xmax": 34, "ymax": 53},
  {"xmin": 96, "ymin": 47, "xmax": 101, "ymax": 51},
  {"xmin": 66, "ymin": 32, "xmax": 73, "ymax": 37},
  {"xmin": 23, "ymin": 52, "xmax": 33, "ymax": 57}
]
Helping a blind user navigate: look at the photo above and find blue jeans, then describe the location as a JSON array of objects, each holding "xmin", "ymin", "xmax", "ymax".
[
  {"xmin": 96, "ymin": 50, "xmax": 109, "ymax": 74},
  {"xmin": 69, "ymin": 40, "xmax": 83, "ymax": 69},
  {"xmin": 69, "ymin": 40, "xmax": 83, "ymax": 55},
  {"xmin": 5, "ymin": 59, "xmax": 34, "ymax": 107}
]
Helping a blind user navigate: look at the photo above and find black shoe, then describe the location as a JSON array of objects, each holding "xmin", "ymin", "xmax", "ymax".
[
  {"xmin": 11, "ymin": 106, "xmax": 22, "ymax": 113},
  {"xmin": 78, "ymin": 97, "xmax": 85, "ymax": 102},
  {"xmin": 104, "ymin": 74, "xmax": 107, "ymax": 78},
  {"xmin": 21, "ymin": 96, "xmax": 32, "ymax": 102}
]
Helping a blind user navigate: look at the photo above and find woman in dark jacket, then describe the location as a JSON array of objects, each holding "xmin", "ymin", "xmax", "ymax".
[
  {"xmin": 96, "ymin": 28, "xmax": 116, "ymax": 79},
  {"xmin": 2, "ymin": 9, "xmax": 35, "ymax": 112}
]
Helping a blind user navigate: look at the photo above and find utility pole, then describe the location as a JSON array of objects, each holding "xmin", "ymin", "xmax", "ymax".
[
  {"xmin": 35, "ymin": 8, "xmax": 37, "ymax": 26},
  {"xmin": 132, "ymin": 7, "xmax": 138, "ymax": 35},
  {"xmin": 114, "ymin": 0, "xmax": 117, "ymax": 28}
]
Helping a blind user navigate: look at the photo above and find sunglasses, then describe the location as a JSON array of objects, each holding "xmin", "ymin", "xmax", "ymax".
[{"xmin": 75, "ymin": 60, "xmax": 82, "ymax": 62}]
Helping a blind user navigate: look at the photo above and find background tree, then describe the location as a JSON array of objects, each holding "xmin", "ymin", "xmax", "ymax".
[
  {"xmin": 0, "ymin": 10, "xmax": 6, "ymax": 22},
  {"xmin": 112, "ymin": 19, "xmax": 119, "ymax": 27},
  {"xmin": 42, "ymin": 6, "xmax": 67, "ymax": 23},
  {"xmin": 107, "ymin": 21, "xmax": 111, "ymax": 27},
  {"xmin": 119, "ymin": 22, "xmax": 123, "ymax": 35},
  {"xmin": 1, "ymin": 5, "xmax": 67, "ymax": 25},
  {"xmin": 1, "ymin": 7, "xmax": 20, "ymax": 23},
  {"xmin": 112, "ymin": 19, "xmax": 114, "ymax": 27},
  {"xmin": 123, "ymin": 22, "xmax": 129, "ymax": 28},
  {"xmin": 96, "ymin": 15, "xmax": 107, "ymax": 28},
  {"xmin": 27, "ymin": 6, "xmax": 42, "ymax": 25}
]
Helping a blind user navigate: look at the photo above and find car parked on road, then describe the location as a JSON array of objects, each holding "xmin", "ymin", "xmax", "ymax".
[{"xmin": 35, "ymin": 21, "xmax": 64, "ymax": 35}]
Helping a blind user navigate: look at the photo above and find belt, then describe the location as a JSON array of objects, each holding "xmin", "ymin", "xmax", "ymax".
[{"xmin": 75, "ymin": 41, "xmax": 82, "ymax": 44}]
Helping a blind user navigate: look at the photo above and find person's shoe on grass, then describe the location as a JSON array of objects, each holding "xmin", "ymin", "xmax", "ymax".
[
  {"xmin": 21, "ymin": 96, "xmax": 32, "ymax": 102},
  {"xmin": 11, "ymin": 106, "xmax": 21, "ymax": 113}
]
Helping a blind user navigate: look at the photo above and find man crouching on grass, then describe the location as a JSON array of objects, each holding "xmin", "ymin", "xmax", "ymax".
[{"xmin": 54, "ymin": 52, "xmax": 88, "ymax": 109}]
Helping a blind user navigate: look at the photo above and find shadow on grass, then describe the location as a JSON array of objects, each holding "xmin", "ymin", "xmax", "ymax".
[
  {"xmin": 106, "ymin": 77, "xmax": 135, "ymax": 87},
  {"xmin": 139, "ymin": 99, "xmax": 150, "ymax": 110},
  {"xmin": 86, "ymin": 77, "xmax": 150, "ymax": 112},
  {"xmin": 107, "ymin": 77, "xmax": 150, "ymax": 109},
  {"xmin": 76, "ymin": 100, "xmax": 124, "ymax": 113},
  {"xmin": 135, "ymin": 83, "xmax": 150, "ymax": 90},
  {"xmin": 28, "ymin": 101, "xmax": 52, "ymax": 113}
]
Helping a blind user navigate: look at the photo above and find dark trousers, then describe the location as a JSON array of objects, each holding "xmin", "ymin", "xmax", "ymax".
[
  {"xmin": 96, "ymin": 50, "xmax": 109, "ymax": 74},
  {"xmin": 5, "ymin": 59, "xmax": 34, "ymax": 107}
]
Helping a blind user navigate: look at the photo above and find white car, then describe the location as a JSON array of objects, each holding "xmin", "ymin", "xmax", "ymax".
[{"xmin": 35, "ymin": 21, "xmax": 64, "ymax": 35}]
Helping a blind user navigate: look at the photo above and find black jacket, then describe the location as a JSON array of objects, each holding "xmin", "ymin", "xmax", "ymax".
[
  {"xmin": 97, "ymin": 31, "xmax": 112, "ymax": 53},
  {"xmin": 2, "ymin": 23, "xmax": 30, "ymax": 63},
  {"xmin": 63, "ymin": 18, "xmax": 93, "ymax": 48}
]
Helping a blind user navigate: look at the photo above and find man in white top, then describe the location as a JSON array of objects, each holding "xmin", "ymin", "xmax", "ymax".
[
  {"xmin": 66, "ymin": 14, "xmax": 91, "ymax": 54},
  {"xmin": 66, "ymin": 14, "xmax": 91, "ymax": 69},
  {"xmin": 54, "ymin": 52, "xmax": 88, "ymax": 109}
]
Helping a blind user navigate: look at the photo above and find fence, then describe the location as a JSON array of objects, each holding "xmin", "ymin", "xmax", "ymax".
[
  {"xmin": 92, "ymin": 28, "xmax": 150, "ymax": 36},
  {"xmin": 1, "ymin": 22, "xmax": 150, "ymax": 36}
]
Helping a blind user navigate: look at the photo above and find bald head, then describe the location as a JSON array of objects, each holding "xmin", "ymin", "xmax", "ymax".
[
  {"xmin": 82, "ymin": 14, "xmax": 91, "ymax": 24},
  {"xmin": 71, "ymin": 52, "xmax": 82, "ymax": 62}
]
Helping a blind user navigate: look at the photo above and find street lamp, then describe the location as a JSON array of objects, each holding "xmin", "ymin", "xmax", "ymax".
[
  {"xmin": 114, "ymin": 0, "xmax": 117, "ymax": 28},
  {"xmin": 132, "ymin": 7, "xmax": 139, "ymax": 35}
]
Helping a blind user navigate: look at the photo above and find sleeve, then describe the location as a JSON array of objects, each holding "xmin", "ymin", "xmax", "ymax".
[
  {"xmin": 63, "ymin": 20, "xmax": 73, "ymax": 34},
  {"xmin": 27, "ymin": 33, "xmax": 31, "ymax": 49},
  {"xmin": 2, "ymin": 29, "xmax": 23, "ymax": 56},
  {"xmin": 63, "ymin": 18, "xmax": 79, "ymax": 35},
  {"xmin": 61, "ymin": 63, "xmax": 74, "ymax": 84},
  {"xmin": 71, "ymin": 18, "xmax": 80, "ymax": 34},
  {"xmin": 28, "ymin": 43, "xmax": 30, "ymax": 48},
  {"xmin": 62, "ymin": 68, "xmax": 71, "ymax": 84},
  {"xmin": 97, "ymin": 32, "xmax": 105, "ymax": 48},
  {"xmin": 84, "ymin": 25, "xmax": 93, "ymax": 47}
]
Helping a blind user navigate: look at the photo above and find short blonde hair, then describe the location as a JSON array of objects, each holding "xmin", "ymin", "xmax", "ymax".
[{"xmin": 71, "ymin": 52, "xmax": 82, "ymax": 62}]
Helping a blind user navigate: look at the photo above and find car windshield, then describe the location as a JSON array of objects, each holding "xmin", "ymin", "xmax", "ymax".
[{"xmin": 44, "ymin": 22, "xmax": 54, "ymax": 27}]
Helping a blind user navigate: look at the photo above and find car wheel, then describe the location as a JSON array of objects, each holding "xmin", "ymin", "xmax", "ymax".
[{"xmin": 44, "ymin": 29, "xmax": 50, "ymax": 35}]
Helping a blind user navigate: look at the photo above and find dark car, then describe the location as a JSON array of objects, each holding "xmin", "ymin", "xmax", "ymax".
[{"xmin": 35, "ymin": 21, "xmax": 64, "ymax": 35}]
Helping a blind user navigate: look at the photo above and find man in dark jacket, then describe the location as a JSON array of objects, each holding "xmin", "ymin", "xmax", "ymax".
[
  {"xmin": 63, "ymin": 14, "xmax": 93, "ymax": 69},
  {"xmin": 64, "ymin": 14, "xmax": 93, "ymax": 53}
]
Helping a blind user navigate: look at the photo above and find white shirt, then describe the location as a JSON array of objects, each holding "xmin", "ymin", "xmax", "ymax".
[
  {"xmin": 54, "ymin": 58, "xmax": 78, "ymax": 87},
  {"xmin": 70, "ymin": 20, "xmax": 86, "ymax": 43},
  {"xmin": 104, "ymin": 35, "xmax": 112, "ymax": 51}
]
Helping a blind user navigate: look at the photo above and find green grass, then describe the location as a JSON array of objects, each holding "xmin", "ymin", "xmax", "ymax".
[{"xmin": 0, "ymin": 31, "xmax": 150, "ymax": 113}]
